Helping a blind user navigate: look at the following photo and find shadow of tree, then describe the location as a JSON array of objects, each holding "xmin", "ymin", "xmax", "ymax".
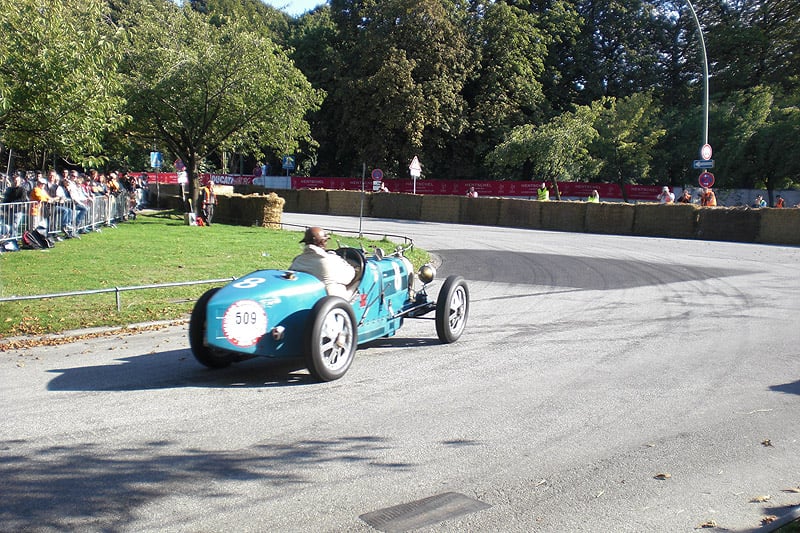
[
  {"xmin": 0, "ymin": 435, "xmax": 405, "ymax": 531},
  {"xmin": 435, "ymin": 250, "xmax": 757, "ymax": 290}
]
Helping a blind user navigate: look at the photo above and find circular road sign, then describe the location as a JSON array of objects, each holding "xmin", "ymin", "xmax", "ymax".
[
  {"xmin": 698, "ymin": 171, "xmax": 715, "ymax": 188},
  {"xmin": 371, "ymin": 168, "xmax": 383, "ymax": 181},
  {"xmin": 700, "ymin": 143, "xmax": 713, "ymax": 160}
]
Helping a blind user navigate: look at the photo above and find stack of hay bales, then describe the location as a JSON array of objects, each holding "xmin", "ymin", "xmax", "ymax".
[{"xmin": 261, "ymin": 192, "xmax": 285, "ymax": 228}]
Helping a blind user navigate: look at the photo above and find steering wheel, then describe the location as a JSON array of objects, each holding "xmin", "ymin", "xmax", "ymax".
[{"xmin": 334, "ymin": 247, "xmax": 365, "ymax": 293}]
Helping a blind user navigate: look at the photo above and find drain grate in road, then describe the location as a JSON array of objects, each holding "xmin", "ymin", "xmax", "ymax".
[{"xmin": 359, "ymin": 491, "xmax": 491, "ymax": 532}]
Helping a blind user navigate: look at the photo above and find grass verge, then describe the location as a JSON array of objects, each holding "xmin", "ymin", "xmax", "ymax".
[{"xmin": 0, "ymin": 210, "xmax": 429, "ymax": 339}]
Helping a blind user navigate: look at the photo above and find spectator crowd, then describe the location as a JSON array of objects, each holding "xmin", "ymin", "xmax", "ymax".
[{"xmin": 1, "ymin": 169, "xmax": 149, "ymax": 251}]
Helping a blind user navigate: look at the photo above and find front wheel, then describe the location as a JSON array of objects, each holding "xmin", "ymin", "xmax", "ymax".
[
  {"xmin": 306, "ymin": 296, "xmax": 357, "ymax": 382},
  {"xmin": 435, "ymin": 275, "xmax": 469, "ymax": 343},
  {"xmin": 189, "ymin": 288, "xmax": 235, "ymax": 369}
]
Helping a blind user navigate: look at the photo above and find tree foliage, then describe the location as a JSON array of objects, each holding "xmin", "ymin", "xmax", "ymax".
[
  {"xmin": 116, "ymin": 0, "xmax": 322, "ymax": 203},
  {"xmin": 0, "ymin": 0, "xmax": 127, "ymax": 167},
  {"xmin": 2, "ymin": 0, "xmax": 798, "ymax": 191},
  {"xmin": 591, "ymin": 92, "xmax": 666, "ymax": 196},
  {"xmin": 487, "ymin": 103, "xmax": 602, "ymax": 195}
]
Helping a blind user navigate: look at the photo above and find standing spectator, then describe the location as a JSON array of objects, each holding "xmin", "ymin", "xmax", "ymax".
[
  {"xmin": 29, "ymin": 176, "xmax": 52, "ymax": 229},
  {"xmin": 657, "ymin": 186, "xmax": 675, "ymax": 204},
  {"xmin": 699, "ymin": 187, "xmax": 717, "ymax": 206},
  {"xmin": 537, "ymin": 182, "xmax": 550, "ymax": 201},
  {"xmin": 2, "ymin": 174, "xmax": 29, "ymax": 237},
  {"xmin": 199, "ymin": 178, "xmax": 218, "ymax": 225},
  {"xmin": 775, "ymin": 195, "xmax": 785, "ymax": 208},
  {"xmin": 64, "ymin": 172, "xmax": 91, "ymax": 233},
  {"xmin": 587, "ymin": 190, "xmax": 600, "ymax": 203},
  {"xmin": 466, "ymin": 186, "xmax": 478, "ymax": 198},
  {"xmin": 137, "ymin": 172, "xmax": 149, "ymax": 208},
  {"xmin": 44, "ymin": 170, "xmax": 75, "ymax": 237},
  {"xmin": 677, "ymin": 189, "xmax": 692, "ymax": 204}
]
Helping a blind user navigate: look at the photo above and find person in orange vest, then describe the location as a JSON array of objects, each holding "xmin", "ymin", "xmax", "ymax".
[
  {"xmin": 699, "ymin": 187, "xmax": 717, "ymax": 206},
  {"xmin": 29, "ymin": 176, "xmax": 51, "ymax": 228},
  {"xmin": 200, "ymin": 178, "xmax": 218, "ymax": 225},
  {"xmin": 775, "ymin": 195, "xmax": 785, "ymax": 208}
]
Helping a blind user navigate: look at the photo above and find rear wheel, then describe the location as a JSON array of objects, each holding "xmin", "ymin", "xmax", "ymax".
[
  {"xmin": 189, "ymin": 288, "xmax": 235, "ymax": 368},
  {"xmin": 435, "ymin": 275, "xmax": 469, "ymax": 343},
  {"xmin": 306, "ymin": 296, "xmax": 357, "ymax": 381}
]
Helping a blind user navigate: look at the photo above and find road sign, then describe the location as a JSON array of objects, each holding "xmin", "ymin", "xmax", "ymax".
[
  {"xmin": 409, "ymin": 156, "xmax": 421, "ymax": 178},
  {"xmin": 149, "ymin": 151, "xmax": 162, "ymax": 168},
  {"xmin": 698, "ymin": 172, "xmax": 715, "ymax": 188},
  {"xmin": 371, "ymin": 168, "xmax": 383, "ymax": 180},
  {"xmin": 282, "ymin": 155, "xmax": 295, "ymax": 170},
  {"xmin": 693, "ymin": 159, "xmax": 714, "ymax": 169},
  {"xmin": 700, "ymin": 143, "xmax": 713, "ymax": 160}
]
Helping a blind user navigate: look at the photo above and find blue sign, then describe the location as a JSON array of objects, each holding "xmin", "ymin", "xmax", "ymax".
[
  {"xmin": 371, "ymin": 168, "xmax": 383, "ymax": 180},
  {"xmin": 692, "ymin": 159, "xmax": 714, "ymax": 169},
  {"xmin": 282, "ymin": 155, "xmax": 296, "ymax": 170},
  {"xmin": 149, "ymin": 151, "xmax": 163, "ymax": 168}
]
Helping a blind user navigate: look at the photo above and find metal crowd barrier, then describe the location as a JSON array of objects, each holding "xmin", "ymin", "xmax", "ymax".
[
  {"xmin": 0, "ymin": 278, "xmax": 235, "ymax": 312},
  {"xmin": 0, "ymin": 192, "xmax": 133, "ymax": 246}
]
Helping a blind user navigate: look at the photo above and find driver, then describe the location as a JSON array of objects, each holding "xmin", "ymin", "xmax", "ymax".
[{"xmin": 289, "ymin": 227, "xmax": 355, "ymax": 298}]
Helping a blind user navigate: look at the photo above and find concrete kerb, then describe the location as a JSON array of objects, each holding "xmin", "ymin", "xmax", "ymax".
[{"xmin": 0, "ymin": 319, "xmax": 187, "ymax": 350}]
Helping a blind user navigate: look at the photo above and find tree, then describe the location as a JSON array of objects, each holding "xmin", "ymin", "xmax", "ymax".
[
  {"xmin": 116, "ymin": 0, "xmax": 322, "ymax": 209},
  {"xmin": 714, "ymin": 86, "xmax": 800, "ymax": 194},
  {"xmin": 459, "ymin": 1, "xmax": 549, "ymax": 179},
  {"xmin": 0, "ymin": 0, "xmax": 127, "ymax": 168},
  {"xmin": 319, "ymin": 0, "xmax": 475, "ymax": 178},
  {"xmin": 487, "ymin": 103, "xmax": 602, "ymax": 197},
  {"xmin": 591, "ymin": 92, "xmax": 666, "ymax": 199}
]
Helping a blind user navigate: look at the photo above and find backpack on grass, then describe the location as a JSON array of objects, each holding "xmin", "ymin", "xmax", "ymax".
[{"xmin": 22, "ymin": 229, "xmax": 54, "ymax": 250}]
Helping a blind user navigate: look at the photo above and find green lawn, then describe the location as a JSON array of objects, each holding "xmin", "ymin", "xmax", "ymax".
[{"xmin": 0, "ymin": 210, "xmax": 428, "ymax": 338}]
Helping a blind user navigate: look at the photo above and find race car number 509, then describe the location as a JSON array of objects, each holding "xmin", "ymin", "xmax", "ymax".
[{"xmin": 222, "ymin": 300, "xmax": 268, "ymax": 347}]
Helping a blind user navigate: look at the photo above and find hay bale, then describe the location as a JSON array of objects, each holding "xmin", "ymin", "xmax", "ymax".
[
  {"xmin": 758, "ymin": 208, "xmax": 800, "ymax": 245},
  {"xmin": 371, "ymin": 192, "xmax": 422, "ymax": 220},
  {"xmin": 261, "ymin": 192, "xmax": 285, "ymax": 228},
  {"xmin": 297, "ymin": 189, "xmax": 328, "ymax": 214},
  {"xmin": 462, "ymin": 196, "xmax": 501, "ymax": 226},
  {"xmin": 328, "ymin": 190, "xmax": 363, "ymax": 217},
  {"xmin": 697, "ymin": 207, "xmax": 761, "ymax": 243},
  {"xmin": 585, "ymin": 202, "xmax": 635, "ymax": 235},
  {"xmin": 633, "ymin": 203, "xmax": 698, "ymax": 239},
  {"xmin": 540, "ymin": 201, "xmax": 587, "ymax": 233},
  {"xmin": 498, "ymin": 198, "xmax": 541, "ymax": 229},
  {"xmin": 420, "ymin": 194, "xmax": 461, "ymax": 223},
  {"xmin": 273, "ymin": 189, "xmax": 299, "ymax": 213}
]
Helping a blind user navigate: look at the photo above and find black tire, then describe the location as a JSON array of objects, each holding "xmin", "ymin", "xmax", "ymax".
[
  {"xmin": 435, "ymin": 275, "xmax": 469, "ymax": 344},
  {"xmin": 189, "ymin": 288, "xmax": 234, "ymax": 369},
  {"xmin": 306, "ymin": 296, "xmax": 357, "ymax": 382}
]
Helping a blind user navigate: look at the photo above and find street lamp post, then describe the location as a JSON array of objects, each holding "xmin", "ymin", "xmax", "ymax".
[{"xmin": 685, "ymin": 0, "xmax": 709, "ymax": 147}]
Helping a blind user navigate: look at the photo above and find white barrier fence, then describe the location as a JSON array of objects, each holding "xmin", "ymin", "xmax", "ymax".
[{"xmin": 0, "ymin": 193, "xmax": 133, "ymax": 246}]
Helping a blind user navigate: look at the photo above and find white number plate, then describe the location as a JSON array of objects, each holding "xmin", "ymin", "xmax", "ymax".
[{"xmin": 221, "ymin": 300, "xmax": 268, "ymax": 348}]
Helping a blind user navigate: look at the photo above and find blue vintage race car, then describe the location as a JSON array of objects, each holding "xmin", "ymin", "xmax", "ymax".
[{"xmin": 188, "ymin": 241, "xmax": 469, "ymax": 381}]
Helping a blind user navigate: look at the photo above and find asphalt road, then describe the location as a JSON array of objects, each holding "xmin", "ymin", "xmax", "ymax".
[{"xmin": 2, "ymin": 213, "xmax": 799, "ymax": 533}]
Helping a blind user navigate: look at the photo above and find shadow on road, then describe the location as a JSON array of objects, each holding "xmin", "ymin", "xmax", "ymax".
[
  {"xmin": 46, "ymin": 335, "xmax": 435, "ymax": 392},
  {"xmin": 46, "ymin": 349, "xmax": 317, "ymax": 391},
  {"xmin": 770, "ymin": 380, "xmax": 800, "ymax": 396},
  {"xmin": 0, "ymin": 434, "xmax": 402, "ymax": 532}
]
